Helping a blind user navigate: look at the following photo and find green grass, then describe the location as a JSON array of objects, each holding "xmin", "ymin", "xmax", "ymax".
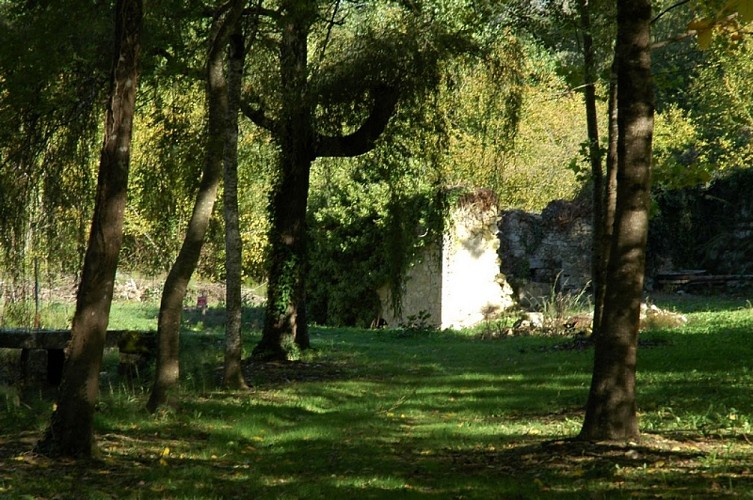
[{"xmin": 1, "ymin": 293, "xmax": 753, "ymax": 498}]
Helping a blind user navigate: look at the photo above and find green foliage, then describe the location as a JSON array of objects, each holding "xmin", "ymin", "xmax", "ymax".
[
  {"xmin": 685, "ymin": 32, "xmax": 753, "ymax": 174},
  {"xmin": 0, "ymin": 1, "xmax": 108, "ymax": 284},
  {"xmin": 652, "ymin": 104, "xmax": 713, "ymax": 189},
  {"xmin": 396, "ymin": 309, "xmax": 437, "ymax": 335},
  {"xmin": 498, "ymin": 52, "xmax": 587, "ymax": 210},
  {"xmin": 307, "ymin": 151, "xmax": 444, "ymax": 327},
  {"xmin": 125, "ymin": 80, "xmax": 206, "ymax": 274},
  {"xmin": 500, "ymin": 0, "xmax": 616, "ymax": 87},
  {"xmin": 438, "ymin": 34, "xmax": 525, "ymax": 196}
]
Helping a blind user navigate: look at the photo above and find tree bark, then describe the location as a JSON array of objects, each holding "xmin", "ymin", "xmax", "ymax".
[
  {"xmin": 36, "ymin": 0, "xmax": 142, "ymax": 458},
  {"xmin": 253, "ymin": 2, "xmax": 315, "ymax": 359},
  {"xmin": 222, "ymin": 24, "xmax": 248, "ymax": 389},
  {"xmin": 593, "ymin": 60, "xmax": 619, "ymax": 337},
  {"xmin": 579, "ymin": 0, "xmax": 653, "ymax": 442},
  {"xmin": 577, "ymin": 0, "xmax": 605, "ymax": 337},
  {"xmin": 147, "ymin": 0, "xmax": 245, "ymax": 412}
]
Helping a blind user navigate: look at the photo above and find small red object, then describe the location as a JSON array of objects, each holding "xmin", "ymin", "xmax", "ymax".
[{"xmin": 197, "ymin": 295, "xmax": 208, "ymax": 309}]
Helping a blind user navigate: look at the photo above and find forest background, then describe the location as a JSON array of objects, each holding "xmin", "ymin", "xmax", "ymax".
[{"xmin": 1, "ymin": 0, "xmax": 750, "ymax": 329}]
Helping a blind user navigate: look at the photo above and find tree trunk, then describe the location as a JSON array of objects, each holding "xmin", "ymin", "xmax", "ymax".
[
  {"xmin": 593, "ymin": 60, "xmax": 620, "ymax": 337},
  {"xmin": 147, "ymin": 1, "xmax": 245, "ymax": 412},
  {"xmin": 579, "ymin": 0, "xmax": 653, "ymax": 442},
  {"xmin": 577, "ymin": 0, "xmax": 605, "ymax": 338},
  {"xmin": 36, "ymin": 0, "xmax": 142, "ymax": 458},
  {"xmin": 254, "ymin": 3, "xmax": 315, "ymax": 360},
  {"xmin": 222, "ymin": 24, "xmax": 248, "ymax": 389},
  {"xmin": 243, "ymin": 3, "xmax": 399, "ymax": 360}
]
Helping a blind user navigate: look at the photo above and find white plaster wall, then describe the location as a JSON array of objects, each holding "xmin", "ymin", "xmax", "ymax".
[
  {"xmin": 377, "ymin": 197, "xmax": 514, "ymax": 330},
  {"xmin": 440, "ymin": 206, "xmax": 514, "ymax": 329}
]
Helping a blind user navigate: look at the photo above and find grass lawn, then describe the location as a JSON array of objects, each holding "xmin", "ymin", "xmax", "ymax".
[{"xmin": 1, "ymin": 293, "xmax": 752, "ymax": 498}]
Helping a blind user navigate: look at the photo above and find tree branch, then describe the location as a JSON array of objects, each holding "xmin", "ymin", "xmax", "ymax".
[
  {"xmin": 650, "ymin": 29, "xmax": 696, "ymax": 49},
  {"xmin": 240, "ymin": 99, "xmax": 277, "ymax": 133},
  {"xmin": 651, "ymin": 0, "xmax": 691, "ymax": 25},
  {"xmin": 315, "ymin": 86, "xmax": 400, "ymax": 158}
]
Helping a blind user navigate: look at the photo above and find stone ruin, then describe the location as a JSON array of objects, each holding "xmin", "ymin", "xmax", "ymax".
[
  {"xmin": 378, "ymin": 189, "xmax": 515, "ymax": 330},
  {"xmin": 497, "ymin": 198, "xmax": 593, "ymax": 300},
  {"xmin": 376, "ymin": 177, "xmax": 753, "ymax": 331}
]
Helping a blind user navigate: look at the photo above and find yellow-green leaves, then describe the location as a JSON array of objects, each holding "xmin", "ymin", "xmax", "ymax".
[{"xmin": 689, "ymin": 0, "xmax": 753, "ymax": 49}]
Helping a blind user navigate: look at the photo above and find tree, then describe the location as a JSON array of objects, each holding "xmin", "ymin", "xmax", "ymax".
[
  {"xmin": 243, "ymin": 0, "xmax": 488, "ymax": 359},
  {"xmin": 147, "ymin": 0, "xmax": 246, "ymax": 412},
  {"xmin": 35, "ymin": 0, "xmax": 142, "ymax": 457},
  {"xmin": 222, "ymin": 22, "xmax": 248, "ymax": 389},
  {"xmin": 242, "ymin": 0, "xmax": 397, "ymax": 358},
  {"xmin": 575, "ymin": 0, "xmax": 610, "ymax": 339},
  {"xmin": 579, "ymin": 0, "xmax": 654, "ymax": 441},
  {"xmin": 592, "ymin": 59, "xmax": 619, "ymax": 337}
]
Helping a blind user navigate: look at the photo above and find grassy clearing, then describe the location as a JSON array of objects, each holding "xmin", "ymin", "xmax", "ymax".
[{"xmin": 1, "ymin": 293, "xmax": 753, "ymax": 498}]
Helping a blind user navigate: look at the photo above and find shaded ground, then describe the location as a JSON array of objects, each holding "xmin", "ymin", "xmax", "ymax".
[{"xmin": 2, "ymin": 425, "xmax": 752, "ymax": 498}]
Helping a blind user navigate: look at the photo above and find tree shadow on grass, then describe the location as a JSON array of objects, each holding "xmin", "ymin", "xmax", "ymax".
[
  {"xmin": 0, "ymin": 431, "xmax": 268, "ymax": 498},
  {"xmin": 240, "ymin": 358, "xmax": 357, "ymax": 389},
  {"xmin": 408, "ymin": 433, "xmax": 753, "ymax": 497}
]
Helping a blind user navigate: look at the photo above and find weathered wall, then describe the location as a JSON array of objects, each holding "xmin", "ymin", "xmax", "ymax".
[
  {"xmin": 499, "ymin": 171, "xmax": 753, "ymax": 296},
  {"xmin": 379, "ymin": 190, "xmax": 515, "ymax": 330},
  {"xmin": 440, "ymin": 201, "xmax": 514, "ymax": 329},
  {"xmin": 498, "ymin": 199, "xmax": 592, "ymax": 294},
  {"xmin": 377, "ymin": 243, "xmax": 442, "ymax": 329}
]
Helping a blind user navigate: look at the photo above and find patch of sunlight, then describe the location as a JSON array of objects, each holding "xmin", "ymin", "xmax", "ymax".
[
  {"xmin": 327, "ymin": 474, "xmax": 420, "ymax": 493},
  {"xmin": 448, "ymin": 373, "xmax": 526, "ymax": 383},
  {"xmin": 286, "ymin": 396, "xmax": 334, "ymax": 414},
  {"xmin": 251, "ymin": 424, "xmax": 342, "ymax": 448}
]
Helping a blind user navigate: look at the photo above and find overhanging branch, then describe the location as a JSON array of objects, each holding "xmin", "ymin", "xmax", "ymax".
[
  {"xmin": 240, "ymin": 99, "xmax": 277, "ymax": 133},
  {"xmin": 315, "ymin": 85, "xmax": 400, "ymax": 158}
]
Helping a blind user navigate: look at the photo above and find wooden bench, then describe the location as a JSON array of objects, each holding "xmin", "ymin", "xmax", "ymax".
[{"xmin": 0, "ymin": 329, "xmax": 156, "ymax": 385}]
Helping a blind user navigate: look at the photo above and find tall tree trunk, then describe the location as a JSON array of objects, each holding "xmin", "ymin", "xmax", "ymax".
[
  {"xmin": 36, "ymin": 0, "xmax": 142, "ymax": 457},
  {"xmin": 222, "ymin": 24, "xmax": 248, "ymax": 389},
  {"xmin": 147, "ymin": 1, "xmax": 245, "ymax": 412},
  {"xmin": 579, "ymin": 0, "xmax": 654, "ymax": 441},
  {"xmin": 253, "ymin": 2, "xmax": 315, "ymax": 360},
  {"xmin": 577, "ymin": 0, "xmax": 605, "ymax": 338},
  {"xmin": 243, "ymin": 3, "xmax": 399, "ymax": 360},
  {"xmin": 593, "ymin": 60, "xmax": 620, "ymax": 337}
]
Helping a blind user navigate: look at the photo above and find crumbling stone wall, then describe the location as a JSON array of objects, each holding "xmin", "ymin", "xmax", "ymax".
[
  {"xmin": 379, "ymin": 190, "xmax": 514, "ymax": 330},
  {"xmin": 498, "ymin": 199, "xmax": 592, "ymax": 294},
  {"xmin": 500, "ymin": 171, "xmax": 753, "ymax": 297},
  {"xmin": 650, "ymin": 169, "xmax": 753, "ymax": 275}
]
